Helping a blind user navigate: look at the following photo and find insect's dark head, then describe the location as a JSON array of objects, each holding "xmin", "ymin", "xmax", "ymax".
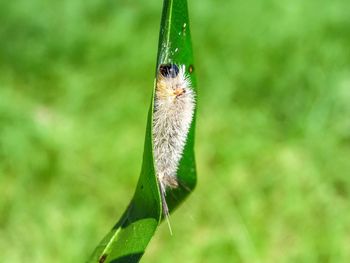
[{"xmin": 159, "ymin": 64, "xmax": 179, "ymax": 78}]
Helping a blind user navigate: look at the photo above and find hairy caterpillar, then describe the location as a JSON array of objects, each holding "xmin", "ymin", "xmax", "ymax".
[{"xmin": 152, "ymin": 63, "xmax": 195, "ymax": 233}]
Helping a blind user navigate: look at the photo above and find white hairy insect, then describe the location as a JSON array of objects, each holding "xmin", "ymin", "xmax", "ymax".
[{"xmin": 152, "ymin": 63, "xmax": 195, "ymax": 232}]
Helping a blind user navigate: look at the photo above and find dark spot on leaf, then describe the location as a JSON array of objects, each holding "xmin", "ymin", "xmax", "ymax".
[
  {"xmin": 99, "ymin": 254, "xmax": 107, "ymax": 263},
  {"xmin": 141, "ymin": 184, "xmax": 144, "ymax": 190},
  {"xmin": 159, "ymin": 64, "xmax": 179, "ymax": 78},
  {"xmin": 189, "ymin": 64, "xmax": 194, "ymax": 73}
]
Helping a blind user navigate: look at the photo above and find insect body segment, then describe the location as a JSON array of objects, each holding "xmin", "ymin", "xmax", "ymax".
[
  {"xmin": 159, "ymin": 64, "xmax": 179, "ymax": 78},
  {"xmin": 152, "ymin": 63, "xmax": 195, "ymax": 225}
]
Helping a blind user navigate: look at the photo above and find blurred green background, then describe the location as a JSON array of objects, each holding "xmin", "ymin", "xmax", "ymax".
[{"xmin": 1, "ymin": 0, "xmax": 350, "ymax": 262}]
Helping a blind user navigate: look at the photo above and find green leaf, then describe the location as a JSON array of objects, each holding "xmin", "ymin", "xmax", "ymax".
[{"xmin": 87, "ymin": 0, "xmax": 197, "ymax": 262}]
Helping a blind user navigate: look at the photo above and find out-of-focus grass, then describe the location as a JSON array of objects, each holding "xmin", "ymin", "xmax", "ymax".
[{"xmin": 1, "ymin": 0, "xmax": 350, "ymax": 262}]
